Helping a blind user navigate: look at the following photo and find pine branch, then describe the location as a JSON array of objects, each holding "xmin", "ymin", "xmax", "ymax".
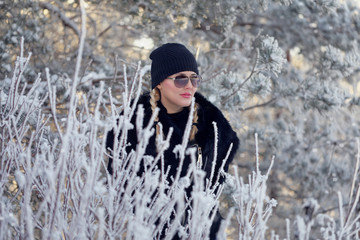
[{"xmin": 241, "ymin": 97, "xmax": 277, "ymax": 112}]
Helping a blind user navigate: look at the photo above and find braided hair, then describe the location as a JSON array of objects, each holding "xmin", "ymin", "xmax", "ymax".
[{"xmin": 150, "ymin": 88, "xmax": 199, "ymax": 143}]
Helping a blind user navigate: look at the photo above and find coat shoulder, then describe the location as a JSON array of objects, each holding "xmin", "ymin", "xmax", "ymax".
[
  {"xmin": 195, "ymin": 92, "xmax": 231, "ymax": 129},
  {"xmin": 195, "ymin": 92, "xmax": 239, "ymax": 148},
  {"xmin": 194, "ymin": 92, "xmax": 240, "ymax": 177}
]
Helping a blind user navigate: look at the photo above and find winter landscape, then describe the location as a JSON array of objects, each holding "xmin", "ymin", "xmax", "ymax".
[{"xmin": 1, "ymin": 0, "xmax": 360, "ymax": 239}]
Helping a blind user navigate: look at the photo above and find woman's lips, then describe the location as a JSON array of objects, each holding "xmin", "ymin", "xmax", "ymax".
[{"xmin": 180, "ymin": 93, "xmax": 192, "ymax": 98}]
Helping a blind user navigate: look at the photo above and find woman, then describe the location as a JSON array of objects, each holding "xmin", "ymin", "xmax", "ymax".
[{"xmin": 106, "ymin": 43, "xmax": 239, "ymax": 239}]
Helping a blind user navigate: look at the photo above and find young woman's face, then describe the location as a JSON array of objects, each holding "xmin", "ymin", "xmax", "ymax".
[{"xmin": 157, "ymin": 71, "xmax": 198, "ymax": 114}]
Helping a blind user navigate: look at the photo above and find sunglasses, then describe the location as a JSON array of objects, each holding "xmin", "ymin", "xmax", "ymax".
[{"xmin": 166, "ymin": 74, "xmax": 202, "ymax": 88}]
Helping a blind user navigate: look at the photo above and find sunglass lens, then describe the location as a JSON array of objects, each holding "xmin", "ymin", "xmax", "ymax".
[
  {"xmin": 173, "ymin": 75, "xmax": 201, "ymax": 88},
  {"xmin": 190, "ymin": 76, "xmax": 201, "ymax": 88},
  {"xmin": 174, "ymin": 76, "xmax": 188, "ymax": 88}
]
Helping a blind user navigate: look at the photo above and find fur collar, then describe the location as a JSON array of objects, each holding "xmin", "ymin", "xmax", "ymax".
[{"xmin": 135, "ymin": 91, "xmax": 239, "ymax": 175}]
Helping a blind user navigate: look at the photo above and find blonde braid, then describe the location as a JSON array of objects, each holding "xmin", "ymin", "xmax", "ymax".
[
  {"xmin": 189, "ymin": 103, "xmax": 199, "ymax": 141},
  {"xmin": 150, "ymin": 88, "xmax": 161, "ymax": 137}
]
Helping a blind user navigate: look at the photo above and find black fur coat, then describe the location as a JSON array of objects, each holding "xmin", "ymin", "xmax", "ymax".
[{"xmin": 106, "ymin": 92, "xmax": 239, "ymax": 188}]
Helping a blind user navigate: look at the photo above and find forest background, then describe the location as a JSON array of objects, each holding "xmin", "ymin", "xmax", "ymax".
[{"xmin": 1, "ymin": 0, "xmax": 360, "ymax": 239}]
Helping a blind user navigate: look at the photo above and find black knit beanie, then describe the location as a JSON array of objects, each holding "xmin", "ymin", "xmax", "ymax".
[{"xmin": 150, "ymin": 43, "xmax": 199, "ymax": 89}]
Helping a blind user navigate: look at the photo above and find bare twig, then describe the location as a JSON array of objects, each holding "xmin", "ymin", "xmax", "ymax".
[
  {"xmin": 38, "ymin": 2, "xmax": 80, "ymax": 37},
  {"xmin": 67, "ymin": 0, "xmax": 86, "ymax": 130},
  {"xmin": 240, "ymin": 97, "xmax": 277, "ymax": 112},
  {"xmin": 221, "ymin": 48, "xmax": 259, "ymax": 105}
]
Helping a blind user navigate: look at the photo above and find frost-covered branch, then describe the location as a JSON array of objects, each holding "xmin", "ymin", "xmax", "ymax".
[
  {"xmin": 38, "ymin": 2, "xmax": 81, "ymax": 37},
  {"xmin": 224, "ymin": 133, "xmax": 277, "ymax": 239}
]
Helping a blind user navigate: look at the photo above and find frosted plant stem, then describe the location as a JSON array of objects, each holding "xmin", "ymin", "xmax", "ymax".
[
  {"xmin": 20, "ymin": 36, "xmax": 24, "ymax": 59},
  {"xmin": 266, "ymin": 155, "xmax": 275, "ymax": 178},
  {"xmin": 14, "ymin": 55, "xmax": 32, "ymax": 109},
  {"xmin": 255, "ymin": 132, "xmax": 260, "ymax": 174},
  {"xmin": 67, "ymin": 0, "xmax": 86, "ymax": 131},
  {"xmin": 45, "ymin": 68, "xmax": 63, "ymax": 139},
  {"xmin": 128, "ymin": 63, "xmax": 147, "ymax": 121},
  {"xmin": 207, "ymin": 122, "xmax": 219, "ymax": 189},
  {"xmin": 7, "ymin": 45, "xmax": 32, "ymax": 116},
  {"xmin": 181, "ymin": 98, "xmax": 195, "ymax": 154},
  {"xmin": 48, "ymin": 3, "xmax": 86, "ymax": 236},
  {"xmin": 128, "ymin": 61, "xmax": 141, "ymax": 102},
  {"xmin": 123, "ymin": 64, "xmax": 128, "ymax": 104},
  {"xmin": 24, "ymin": 137, "xmax": 34, "ymax": 240},
  {"xmin": 346, "ymin": 213, "xmax": 360, "ymax": 234},
  {"xmin": 286, "ymin": 218, "xmax": 291, "ymax": 240},
  {"xmin": 212, "ymin": 143, "xmax": 233, "ymax": 192},
  {"xmin": 345, "ymin": 184, "xmax": 360, "ymax": 228},
  {"xmin": 338, "ymin": 191, "xmax": 345, "ymax": 237},
  {"xmin": 348, "ymin": 138, "xmax": 360, "ymax": 210},
  {"xmin": 173, "ymin": 98, "xmax": 195, "ymax": 184}
]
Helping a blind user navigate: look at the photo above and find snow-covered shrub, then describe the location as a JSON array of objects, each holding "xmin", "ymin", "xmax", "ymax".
[
  {"xmin": 0, "ymin": 41, "xmax": 224, "ymax": 239},
  {"xmin": 223, "ymin": 133, "xmax": 277, "ymax": 240},
  {"xmin": 1, "ymin": 1, "xmax": 360, "ymax": 235},
  {"xmin": 1, "ymin": 50, "xmax": 360, "ymax": 238}
]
